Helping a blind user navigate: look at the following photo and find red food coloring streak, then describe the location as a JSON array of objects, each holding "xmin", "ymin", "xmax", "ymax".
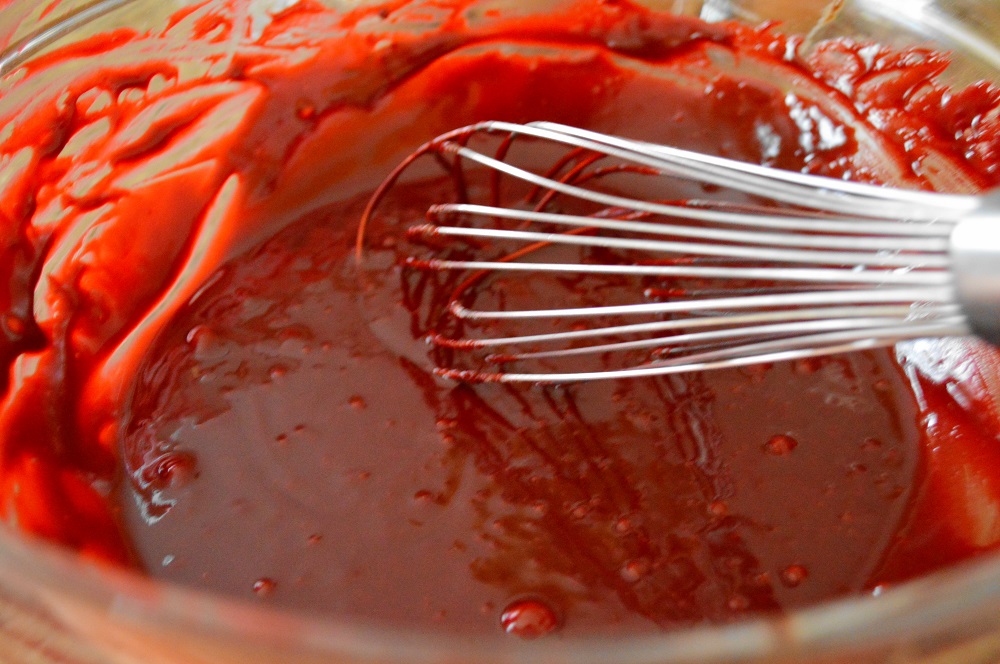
[
  {"xmin": 296, "ymin": 102, "xmax": 317, "ymax": 120},
  {"xmin": 727, "ymin": 595, "xmax": 750, "ymax": 611},
  {"xmin": 253, "ymin": 578, "xmax": 277, "ymax": 596},
  {"xmin": 764, "ymin": 434, "xmax": 798, "ymax": 456},
  {"xmin": 2, "ymin": 314, "xmax": 26, "ymax": 337},
  {"xmin": 500, "ymin": 599, "xmax": 559, "ymax": 639},
  {"xmin": 621, "ymin": 559, "xmax": 650, "ymax": 582},
  {"xmin": 781, "ymin": 565, "xmax": 808, "ymax": 588}
]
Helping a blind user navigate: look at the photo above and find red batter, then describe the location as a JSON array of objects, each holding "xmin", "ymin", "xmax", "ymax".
[{"xmin": 2, "ymin": 0, "xmax": 1000, "ymax": 640}]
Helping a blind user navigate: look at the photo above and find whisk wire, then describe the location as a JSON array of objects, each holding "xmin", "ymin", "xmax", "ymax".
[
  {"xmin": 419, "ymin": 259, "xmax": 950, "ymax": 286},
  {"xmin": 417, "ymin": 225, "xmax": 949, "ymax": 268},
  {"xmin": 448, "ymin": 287, "xmax": 955, "ymax": 321},
  {"xmin": 425, "ymin": 205, "xmax": 950, "ymax": 251},
  {"xmin": 529, "ymin": 122, "xmax": 978, "ymax": 219},
  {"xmin": 498, "ymin": 316, "xmax": 963, "ymax": 362},
  {"xmin": 430, "ymin": 202, "xmax": 954, "ymax": 238},
  {"xmin": 359, "ymin": 121, "xmax": 987, "ymax": 382},
  {"xmin": 433, "ymin": 304, "xmax": 961, "ymax": 349}
]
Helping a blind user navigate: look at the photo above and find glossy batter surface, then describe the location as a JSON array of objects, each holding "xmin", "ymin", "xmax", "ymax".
[{"xmin": 2, "ymin": 0, "xmax": 1000, "ymax": 639}]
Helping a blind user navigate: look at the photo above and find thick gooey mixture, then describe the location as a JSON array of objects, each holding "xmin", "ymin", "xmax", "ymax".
[
  {"xmin": 4, "ymin": 0, "xmax": 1000, "ymax": 639},
  {"xmin": 131, "ymin": 183, "xmax": 928, "ymax": 634}
]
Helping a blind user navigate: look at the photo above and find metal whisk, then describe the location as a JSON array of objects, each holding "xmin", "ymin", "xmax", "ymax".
[{"xmin": 357, "ymin": 121, "xmax": 1000, "ymax": 383}]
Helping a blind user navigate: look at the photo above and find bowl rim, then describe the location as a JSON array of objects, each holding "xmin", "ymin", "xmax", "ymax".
[{"xmin": 4, "ymin": 521, "xmax": 1000, "ymax": 662}]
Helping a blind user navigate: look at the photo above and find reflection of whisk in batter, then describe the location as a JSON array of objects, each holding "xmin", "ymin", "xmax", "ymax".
[{"xmin": 358, "ymin": 121, "xmax": 1000, "ymax": 382}]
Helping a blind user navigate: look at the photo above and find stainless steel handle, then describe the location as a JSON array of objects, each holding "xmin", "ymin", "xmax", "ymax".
[{"xmin": 950, "ymin": 191, "xmax": 1000, "ymax": 345}]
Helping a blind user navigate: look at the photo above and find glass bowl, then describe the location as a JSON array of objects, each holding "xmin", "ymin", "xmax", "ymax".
[{"xmin": 1, "ymin": 0, "xmax": 1000, "ymax": 662}]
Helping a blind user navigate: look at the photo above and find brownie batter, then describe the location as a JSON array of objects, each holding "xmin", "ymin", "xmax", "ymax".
[{"xmin": 2, "ymin": 0, "xmax": 1000, "ymax": 640}]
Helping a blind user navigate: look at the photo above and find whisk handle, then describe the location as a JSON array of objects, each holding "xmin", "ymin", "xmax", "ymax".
[{"xmin": 951, "ymin": 192, "xmax": 1000, "ymax": 346}]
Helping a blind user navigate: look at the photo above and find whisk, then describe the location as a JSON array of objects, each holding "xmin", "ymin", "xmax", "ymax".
[{"xmin": 356, "ymin": 120, "xmax": 1000, "ymax": 383}]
